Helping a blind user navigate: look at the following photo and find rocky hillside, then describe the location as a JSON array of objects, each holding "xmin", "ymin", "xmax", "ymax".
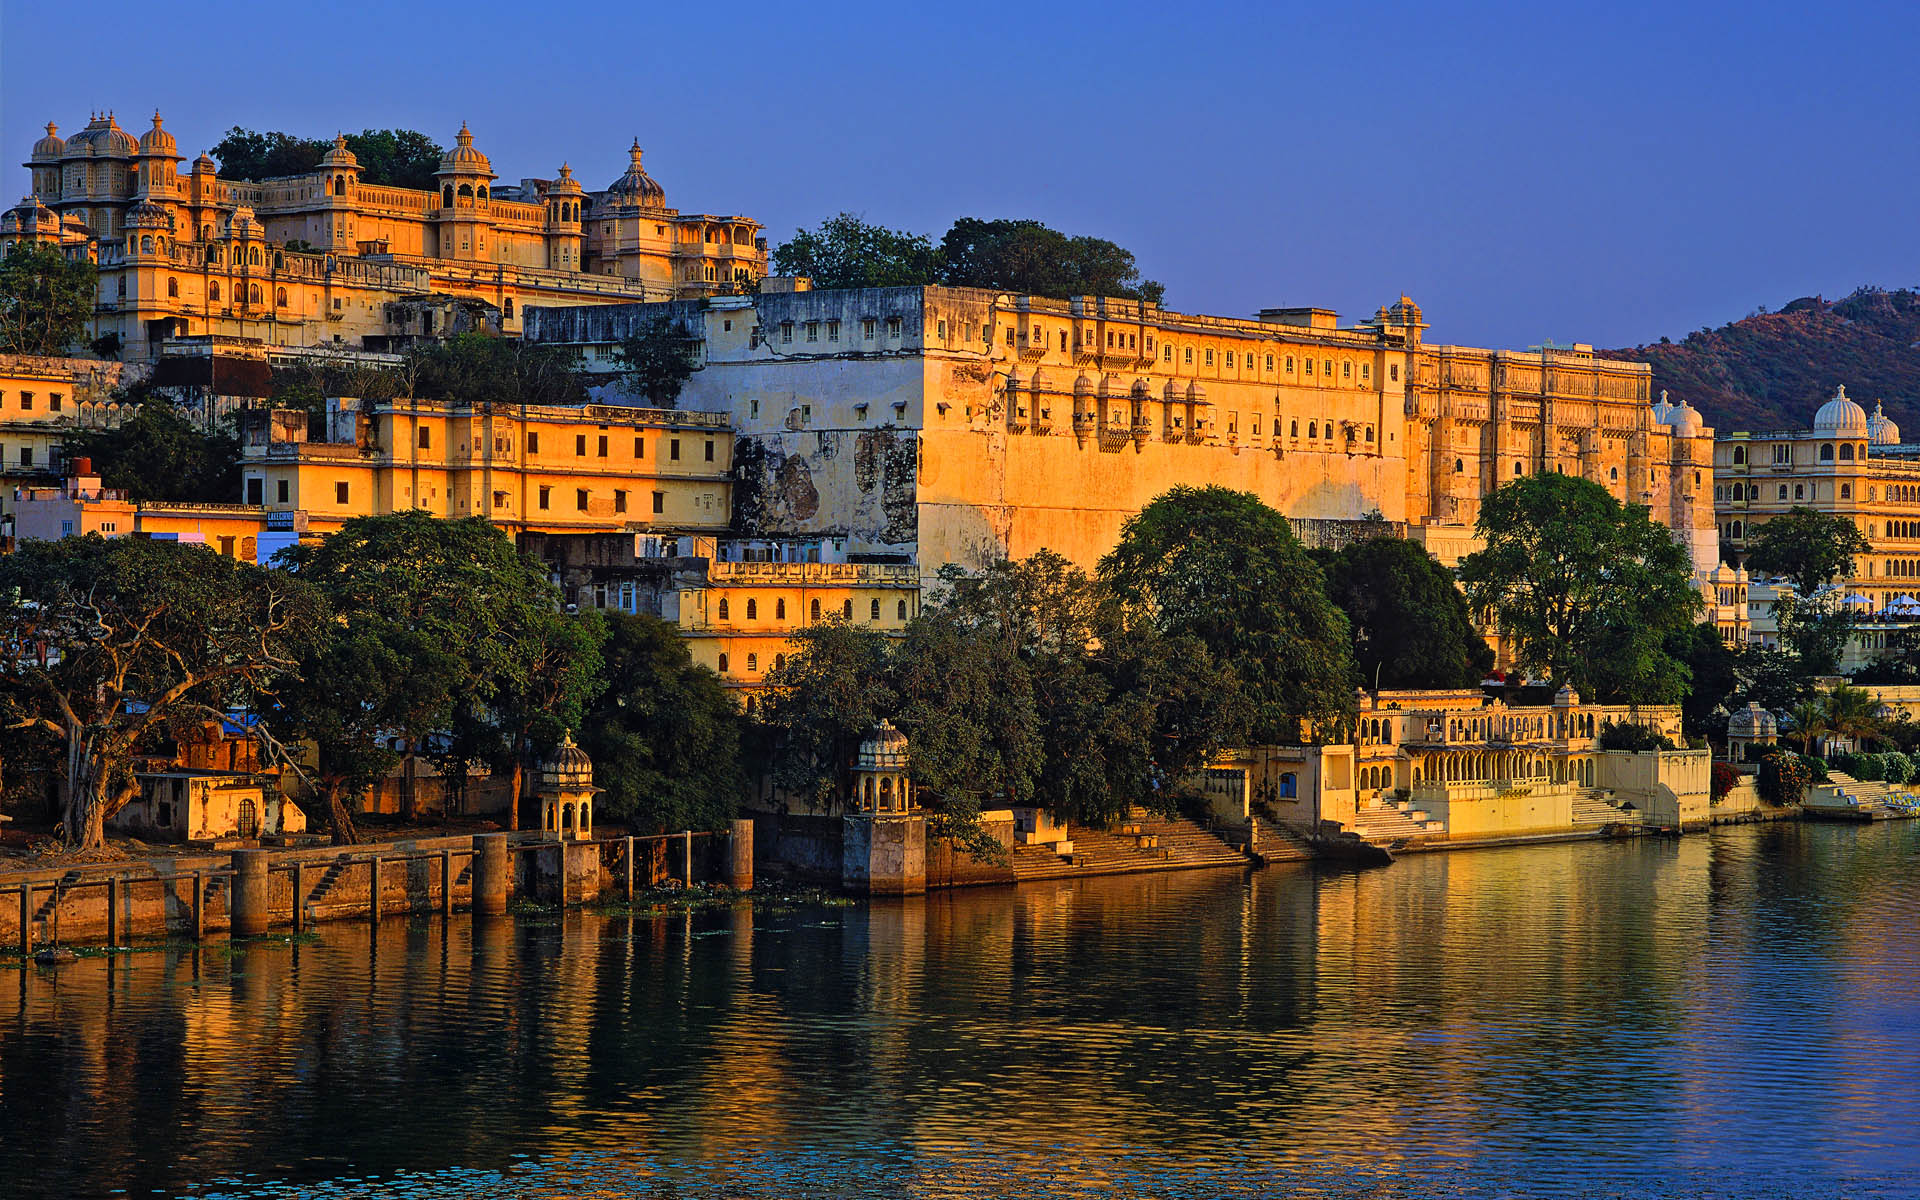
[{"xmin": 1602, "ymin": 286, "xmax": 1920, "ymax": 434}]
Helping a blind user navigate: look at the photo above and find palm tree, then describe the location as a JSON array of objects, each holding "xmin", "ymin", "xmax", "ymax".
[
  {"xmin": 1823, "ymin": 684, "xmax": 1882, "ymax": 753},
  {"xmin": 1789, "ymin": 699, "xmax": 1830, "ymax": 755}
]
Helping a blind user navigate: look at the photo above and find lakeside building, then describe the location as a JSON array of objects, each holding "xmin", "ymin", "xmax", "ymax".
[
  {"xmin": 1218, "ymin": 686, "xmax": 1709, "ymax": 841},
  {"xmin": 2, "ymin": 113, "xmax": 766, "ymax": 361},
  {"xmin": 1714, "ymin": 386, "xmax": 1920, "ymax": 669},
  {"xmin": 526, "ymin": 286, "xmax": 1719, "ymax": 588},
  {"xmin": 7, "ymin": 460, "xmax": 304, "ymax": 561},
  {"xmin": 235, "ymin": 397, "xmax": 733, "ymax": 536}
]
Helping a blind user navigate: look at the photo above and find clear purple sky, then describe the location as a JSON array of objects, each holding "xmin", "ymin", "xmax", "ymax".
[{"xmin": 5, "ymin": 0, "xmax": 1916, "ymax": 350}]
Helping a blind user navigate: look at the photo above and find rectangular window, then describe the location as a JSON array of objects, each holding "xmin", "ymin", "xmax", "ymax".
[
  {"xmin": 935, "ymin": 320, "xmax": 946, "ymax": 339},
  {"xmin": 335, "ymin": 481, "xmax": 348, "ymax": 504},
  {"xmin": 528, "ymin": 431, "xmax": 540, "ymax": 453},
  {"xmin": 887, "ymin": 317, "xmax": 901, "ymax": 337},
  {"xmin": 634, "ymin": 436, "xmax": 644, "ymax": 458},
  {"xmin": 1266, "ymin": 354, "xmax": 1275, "ymax": 370},
  {"xmin": 276, "ymin": 480, "xmax": 288, "ymax": 503},
  {"xmin": 1204, "ymin": 349, "xmax": 1214, "ymax": 366},
  {"xmin": 19, "ymin": 393, "xmax": 31, "ymax": 412},
  {"xmin": 49, "ymin": 393, "xmax": 62, "ymax": 412},
  {"xmin": 246, "ymin": 478, "xmax": 264, "ymax": 505},
  {"xmin": 805, "ymin": 321, "xmax": 819, "ymax": 342},
  {"xmin": 704, "ymin": 439, "xmax": 715, "ymax": 462},
  {"xmin": 597, "ymin": 435, "xmax": 608, "ymax": 457},
  {"xmin": 652, "ymin": 491, "xmax": 664, "ymax": 514},
  {"xmin": 781, "ymin": 322, "xmax": 794, "ymax": 344},
  {"xmin": 576, "ymin": 489, "xmax": 588, "ymax": 511},
  {"xmin": 1226, "ymin": 352, "xmax": 1235, "ymax": 368},
  {"xmin": 863, "ymin": 319, "xmax": 876, "ymax": 339},
  {"xmin": 539, "ymin": 486, "xmax": 551, "ymax": 510},
  {"xmin": 575, "ymin": 434, "xmax": 587, "ymax": 456},
  {"xmin": 615, "ymin": 490, "xmax": 627, "ymax": 513},
  {"xmin": 1006, "ymin": 328, "xmax": 1016, "ymax": 346},
  {"xmin": 670, "ymin": 438, "xmax": 681, "ymax": 461},
  {"xmin": 19, "ymin": 447, "xmax": 31, "ymax": 467},
  {"xmin": 418, "ymin": 426, "xmax": 431, "ymax": 449},
  {"xmin": 828, "ymin": 320, "xmax": 841, "ymax": 341}
]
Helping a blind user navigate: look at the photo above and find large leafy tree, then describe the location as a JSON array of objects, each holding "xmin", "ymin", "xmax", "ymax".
[
  {"xmin": 211, "ymin": 127, "xmax": 444, "ymax": 190},
  {"xmin": 1100, "ymin": 486, "xmax": 1356, "ymax": 743},
  {"xmin": 940, "ymin": 217, "xmax": 1165, "ymax": 304},
  {"xmin": 760, "ymin": 621, "xmax": 897, "ymax": 809},
  {"xmin": 1458, "ymin": 474, "xmax": 1702, "ymax": 703},
  {"xmin": 1321, "ymin": 536, "xmax": 1492, "ymax": 689},
  {"xmin": 771, "ymin": 213, "xmax": 943, "ymax": 289},
  {"xmin": 1744, "ymin": 506, "xmax": 1871, "ymax": 597},
  {"xmin": 407, "ymin": 334, "xmax": 588, "ymax": 408},
  {"xmin": 613, "ymin": 315, "xmax": 700, "ymax": 408},
  {"xmin": 0, "ymin": 244, "xmax": 96, "ymax": 356},
  {"xmin": 580, "ymin": 613, "xmax": 745, "ymax": 833},
  {"xmin": 274, "ymin": 514, "xmax": 583, "ymax": 842},
  {"xmin": 0, "ymin": 538, "xmax": 323, "ymax": 849},
  {"xmin": 1668, "ymin": 620, "xmax": 1739, "ymax": 738},
  {"xmin": 67, "ymin": 394, "xmax": 239, "ymax": 502}
]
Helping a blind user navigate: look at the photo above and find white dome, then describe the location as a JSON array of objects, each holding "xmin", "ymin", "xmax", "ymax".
[
  {"xmin": 1812, "ymin": 385, "xmax": 1868, "ymax": 435},
  {"xmin": 1869, "ymin": 400, "xmax": 1900, "ymax": 446},
  {"xmin": 1664, "ymin": 399, "xmax": 1704, "ymax": 438},
  {"xmin": 1651, "ymin": 389, "xmax": 1675, "ymax": 422}
]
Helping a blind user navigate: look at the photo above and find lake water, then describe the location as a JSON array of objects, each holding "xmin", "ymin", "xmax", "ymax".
[{"xmin": 4, "ymin": 821, "xmax": 1919, "ymax": 1198}]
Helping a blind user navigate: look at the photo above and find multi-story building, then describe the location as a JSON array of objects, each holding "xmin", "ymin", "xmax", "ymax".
[
  {"xmin": 8, "ymin": 459, "xmax": 302, "ymax": 561},
  {"xmin": 519, "ymin": 531, "xmax": 922, "ymax": 695},
  {"xmin": 528, "ymin": 286, "xmax": 1717, "ymax": 588},
  {"xmin": 2, "ymin": 112, "xmax": 766, "ymax": 360},
  {"xmin": 0, "ymin": 354, "xmax": 135, "ymax": 539},
  {"xmin": 1714, "ymin": 386, "xmax": 1920, "ymax": 667},
  {"xmin": 236, "ymin": 397, "xmax": 733, "ymax": 536}
]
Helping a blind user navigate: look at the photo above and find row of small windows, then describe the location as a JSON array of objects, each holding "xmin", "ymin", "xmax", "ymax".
[
  {"xmin": 780, "ymin": 317, "xmax": 901, "ymax": 345},
  {"xmin": 440, "ymin": 183, "xmax": 492, "ymax": 205},
  {"xmin": 715, "ymin": 597, "xmax": 907, "ymax": 622},
  {"xmin": 0, "ymin": 390, "xmax": 63, "ymax": 413},
  {"xmin": 1729, "ymin": 442, "xmax": 1872, "ymax": 465}
]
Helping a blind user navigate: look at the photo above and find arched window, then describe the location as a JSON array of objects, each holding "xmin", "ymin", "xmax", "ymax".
[
  {"xmin": 442, "ymin": 184, "xmax": 454, "ymax": 207},
  {"xmin": 1795, "ymin": 485, "xmax": 1805, "ymax": 500},
  {"xmin": 1289, "ymin": 420, "xmax": 1298, "ymax": 437},
  {"xmin": 333, "ymin": 175, "xmax": 346, "ymax": 195},
  {"xmin": 275, "ymin": 287, "xmax": 287, "ymax": 307},
  {"xmin": 1611, "ymin": 467, "xmax": 1620, "ymax": 482},
  {"xmin": 477, "ymin": 186, "xmax": 488, "ymax": 200},
  {"xmin": 1842, "ymin": 484, "xmax": 1852, "ymax": 499},
  {"xmin": 248, "ymin": 284, "xmax": 261, "ymax": 304},
  {"xmin": 166, "ymin": 277, "xmax": 178, "ymax": 298},
  {"xmin": 775, "ymin": 598, "xmax": 786, "ymax": 619},
  {"xmin": 1453, "ymin": 458, "xmax": 1464, "ymax": 474},
  {"xmin": 870, "ymin": 599, "xmax": 881, "ymax": 620},
  {"xmin": 718, "ymin": 598, "xmax": 729, "ymax": 620},
  {"xmin": 746, "ymin": 598, "xmax": 758, "ymax": 619},
  {"xmin": 140, "ymin": 235, "xmax": 153, "ymax": 253},
  {"xmin": 1513, "ymin": 461, "xmax": 1524, "ymax": 477},
  {"xmin": 249, "ymin": 247, "xmax": 260, "ymax": 265},
  {"xmin": 1307, "ymin": 421, "xmax": 1318, "ymax": 438},
  {"xmin": 504, "ymin": 298, "xmax": 513, "ymax": 318},
  {"xmin": 1841, "ymin": 443, "xmax": 1855, "ymax": 461},
  {"xmin": 1820, "ymin": 443, "xmax": 1835, "ymax": 462},
  {"xmin": 810, "ymin": 598, "xmax": 821, "ymax": 621},
  {"xmin": 209, "ymin": 281, "xmax": 221, "ymax": 302},
  {"xmin": 717, "ymin": 653, "xmax": 729, "ymax": 673},
  {"xmin": 1732, "ymin": 446, "xmax": 1746, "ymax": 464},
  {"xmin": 747, "ymin": 653, "xmax": 758, "ymax": 672},
  {"xmin": 273, "ymin": 252, "xmax": 284, "ymax": 269},
  {"xmin": 897, "ymin": 600, "xmax": 908, "ymax": 620},
  {"xmin": 774, "ymin": 653, "xmax": 785, "ymax": 671},
  {"xmin": 842, "ymin": 599, "xmax": 853, "ymax": 618},
  {"xmin": 457, "ymin": 183, "xmax": 473, "ymax": 198}
]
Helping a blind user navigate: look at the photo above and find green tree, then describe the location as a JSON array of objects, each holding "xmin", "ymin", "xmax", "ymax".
[
  {"xmin": 1321, "ymin": 537, "xmax": 1492, "ymax": 689},
  {"xmin": 66, "ymin": 395, "xmax": 239, "ymax": 502},
  {"xmin": 1823, "ymin": 683, "xmax": 1882, "ymax": 751},
  {"xmin": 579, "ymin": 613, "xmax": 745, "ymax": 833},
  {"xmin": 211, "ymin": 127, "xmax": 444, "ymax": 189},
  {"xmin": 613, "ymin": 314, "xmax": 700, "ymax": 408},
  {"xmin": 760, "ymin": 621, "xmax": 897, "ymax": 809},
  {"xmin": 1744, "ymin": 506, "xmax": 1872, "ymax": 597},
  {"xmin": 1100, "ymin": 486, "xmax": 1355, "ymax": 743},
  {"xmin": 0, "ymin": 537, "xmax": 322, "ymax": 849},
  {"xmin": 940, "ymin": 217, "xmax": 1165, "ymax": 304},
  {"xmin": 407, "ymin": 334, "xmax": 588, "ymax": 408},
  {"xmin": 1669, "ymin": 620, "xmax": 1739, "ymax": 738},
  {"xmin": 0, "ymin": 244, "xmax": 96, "ymax": 356},
  {"xmin": 275, "ymin": 514, "xmax": 578, "ymax": 842},
  {"xmin": 771, "ymin": 213, "xmax": 944, "ymax": 289},
  {"xmin": 1458, "ymin": 474, "xmax": 1701, "ymax": 702}
]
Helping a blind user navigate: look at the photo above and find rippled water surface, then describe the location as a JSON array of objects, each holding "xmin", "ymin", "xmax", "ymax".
[{"xmin": 5, "ymin": 821, "xmax": 1920, "ymax": 1198}]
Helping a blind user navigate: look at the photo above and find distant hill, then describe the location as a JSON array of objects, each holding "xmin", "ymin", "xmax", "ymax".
[{"xmin": 1601, "ymin": 286, "xmax": 1920, "ymax": 434}]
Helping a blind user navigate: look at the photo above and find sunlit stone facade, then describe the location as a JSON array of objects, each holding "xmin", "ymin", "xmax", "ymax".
[{"xmin": 2, "ymin": 112, "xmax": 766, "ymax": 360}]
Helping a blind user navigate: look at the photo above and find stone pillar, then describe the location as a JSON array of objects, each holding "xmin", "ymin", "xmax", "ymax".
[
  {"xmin": 229, "ymin": 849, "xmax": 271, "ymax": 937},
  {"xmin": 842, "ymin": 814, "xmax": 926, "ymax": 896},
  {"xmin": 472, "ymin": 833, "xmax": 509, "ymax": 916},
  {"xmin": 728, "ymin": 818, "xmax": 754, "ymax": 891}
]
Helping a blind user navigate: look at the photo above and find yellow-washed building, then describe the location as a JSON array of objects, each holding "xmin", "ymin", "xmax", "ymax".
[
  {"xmin": 237, "ymin": 398, "xmax": 733, "ymax": 536},
  {"xmin": 528, "ymin": 286, "xmax": 1717, "ymax": 590},
  {"xmin": 2, "ymin": 112, "xmax": 766, "ymax": 360}
]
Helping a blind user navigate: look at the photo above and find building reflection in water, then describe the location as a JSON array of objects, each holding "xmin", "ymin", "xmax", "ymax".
[{"xmin": 3, "ymin": 823, "xmax": 1919, "ymax": 1198}]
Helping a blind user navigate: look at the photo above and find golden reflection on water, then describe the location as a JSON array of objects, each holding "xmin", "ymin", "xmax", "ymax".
[{"xmin": 3, "ymin": 823, "xmax": 1919, "ymax": 1198}]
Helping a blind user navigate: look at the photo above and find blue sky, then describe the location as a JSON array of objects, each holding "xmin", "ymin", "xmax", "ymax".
[{"xmin": 4, "ymin": 0, "xmax": 1916, "ymax": 350}]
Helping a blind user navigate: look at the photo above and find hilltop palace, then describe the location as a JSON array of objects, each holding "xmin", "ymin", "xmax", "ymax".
[{"xmin": 0, "ymin": 111, "xmax": 767, "ymax": 359}]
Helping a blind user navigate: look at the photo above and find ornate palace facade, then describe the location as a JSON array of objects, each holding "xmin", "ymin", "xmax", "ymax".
[
  {"xmin": 1, "ymin": 112, "xmax": 766, "ymax": 360},
  {"xmin": 529, "ymin": 286, "xmax": 1718, "ymax": 586}
]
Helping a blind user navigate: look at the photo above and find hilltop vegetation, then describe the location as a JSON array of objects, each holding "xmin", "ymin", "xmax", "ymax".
[{"xmin": 1604, "ymin": 286, "xmax": 1920, "ymax": 433}]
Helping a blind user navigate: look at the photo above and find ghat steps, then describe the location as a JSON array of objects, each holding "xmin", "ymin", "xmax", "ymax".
[{"xmin": 1010, "ymin": 812, "xmax": 1247, "ymax": 881}]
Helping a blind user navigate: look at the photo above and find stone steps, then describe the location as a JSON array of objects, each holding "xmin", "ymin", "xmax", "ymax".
[
  {"xmin": 1571, "ymin": 790, "xmax": 1631, "ymax": 825},
  {"xmin": 1009, "ymin": 813, "xmax": 1246, "ymax": 880},
  {"xmin": 1251, "ymin": 817, "xmax": 1315, "ymax": 862},
  {"xmin": 1352, "ymin": 804, "xmax": 1443, "ymax": 843}
]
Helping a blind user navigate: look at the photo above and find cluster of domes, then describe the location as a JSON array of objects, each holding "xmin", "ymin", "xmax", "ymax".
[
  {"xmin": 1869, "ymin": 400, "xmax": 1900, "ymax": 445},
  {"xmin": 1650, "ymin": 389, "xmax": 1704, "ymax": 437},
  {"xmin": 50, "ymin": 112, "xmax": 139, "ymax": 158},
  {"xmin": 604, "ymin": 140, "xmax": 665, "ymax": 207}
]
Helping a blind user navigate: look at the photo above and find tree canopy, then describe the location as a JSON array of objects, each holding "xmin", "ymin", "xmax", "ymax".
[
  {"xmin": 0, "ymin": 244, "xmax": 96, "ymax": 356},
  {"xmin": 770, "ymin": 213, "xmax": 943, "ymax": 290},
  {"xmin": 211, "ymin": 127, "xmax": 445, "ymax": 191},
  {"xmin": 1743, "ymin": 506, "xmax": 1872, "ymax": 597},
  {"xmin": 1458, "ymin": 474, "xmax": 1701, "ymax": 703},
  {"xmin": 769, "ymin": 214, "xmax": 1164, "ymax": 303},
  {"xmin": 580, "ymin": 613, "xmax": 746, "ymax": 833},
  {"xmin": 1320, "ymin": 536, "xmax": 1492, "ymax": 690},
  {"xmin": 613, "ymin": 315, "xmax": 700, "ymax": 408},
  {"xmin": 67, "ymin": 393, "xmax": 239, "ymax": 502},
  {"xmin": 406, "ymin": 334, "xmax": 589, "ymax": 408},
  {"xmin": 0, "ymin": 537, "xmax": 323, "ymax": 848},
  {"xmin": 1100, "ymin": 486, "xmax": 1355, "ymax": 742}
]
